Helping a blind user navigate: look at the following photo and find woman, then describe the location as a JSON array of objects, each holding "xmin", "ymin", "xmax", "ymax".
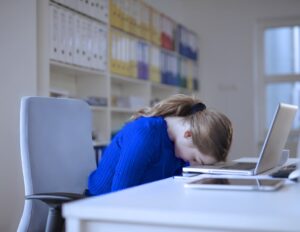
[{"xmin": 88, "ymin": 94, "xmax": 233, "ymax": 195}]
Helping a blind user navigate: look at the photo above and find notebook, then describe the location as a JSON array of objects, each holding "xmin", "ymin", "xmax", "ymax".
[{"xmin": 183, "ymin": 103, "xmax": 298, "ymax": 176}]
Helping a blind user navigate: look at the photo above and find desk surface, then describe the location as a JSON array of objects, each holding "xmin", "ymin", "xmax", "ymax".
[
  {"xmin": 63, "ymin": 158, "xmax": 300, "ymax": 232},
  {"xmin": 63, "ymin": 174, "xmax": 300, "ymax": 232}
]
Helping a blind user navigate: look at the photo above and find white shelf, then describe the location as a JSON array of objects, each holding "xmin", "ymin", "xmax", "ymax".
[
  {"xmin": 151, "ymin": 82, "xmax": 181, "ymax": 92},
  {"xmin": 111, "ymin": 74, "xmax": 149, "ymax": 86},
  {"xmin": 50, "ymin": 60, "xmax": 106, "ymax": 77},
  {"xmin": 38, "ymin": 0, "xmax": 199, "ymax": 145},
  {"xmin": 50, "ymin": 0, "xmax": 108, "ymax": 25},
  {"xmin": 111, "ymin": 107, "xmax": 137, "ymax": 114},
  {"xmin": 90, "ymin": 106, "xmax": 108, "ymax": 112}
]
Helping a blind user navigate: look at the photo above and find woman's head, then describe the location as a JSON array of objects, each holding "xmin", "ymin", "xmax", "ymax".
[
  {"xmin": 189, "ymin": 108, "xmax": 233, "ymax": 162},
  {"xmin": 131, "ymin": 94, "xmax": 233, "ymax": 163}
]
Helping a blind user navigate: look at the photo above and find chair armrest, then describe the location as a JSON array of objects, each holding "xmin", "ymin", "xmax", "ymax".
[{"xmin": 25, "ymin": 192, "xmax": 85, "ymax": 208}]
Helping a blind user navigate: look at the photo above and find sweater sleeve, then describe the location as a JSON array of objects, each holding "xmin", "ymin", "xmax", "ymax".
[{"xmin": 111, "ymin": 123, "xmax": 159, "ymax": 191}]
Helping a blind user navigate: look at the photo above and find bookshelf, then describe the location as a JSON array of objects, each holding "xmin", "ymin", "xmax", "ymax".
[{"xmin": 37, "ymin": 0, "xmax": 200, "ymax": 147}]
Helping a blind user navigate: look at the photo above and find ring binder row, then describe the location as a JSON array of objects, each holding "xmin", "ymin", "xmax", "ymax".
[
  {"xmin": 51, "ymin": 0, "xmax": 109, "ymax": 23},
  {"xmin": 110, "ymin": 0, "xmax": 198, "ymax": 59},
  {"xmin": 110, "ymin": 29, "xmax": 198, "ymax": 90},
  {"xmin": 109, "ymin": 0, "xmax": 199, "ymax": 90},
  {"xmin": 49, "ymin": 3, "xmax": 108, "ymax": 71}
]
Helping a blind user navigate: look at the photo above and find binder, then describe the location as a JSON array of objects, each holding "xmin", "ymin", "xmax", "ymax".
[
  {"xmin": 129, "ymin": 37, "xmax": 137, "ymax": 78},
  {"xmin": 124, "ymin": 35, "xmax": 130, "ymax": 76},
  {"xmin": 128, "ymin": 0, "xmax": 135, "ymax": 34},
  {"xmin": 160, "ymin": 51, "xmax": 167, "ymax": 84},
  {"xmin": 179, "ymin": 58, "xmax": 187, "ymax": 88},
  {"xmin": 49, "ymin": 4, "xmax": 61, "ymax": 61},
  {"xmin": 79, "ymin": 17, "xmax": 88, "ymax": 67},
  {"xmin": 110, "ymin": 0, "xmax": 118, "ymax": 27},
  {"xmin": 91, "ymin": 21, "xmax": 99, "ymax": 70},
  {"xmin": 193, "ymin": 63, "xmax": 199, "ymax": 91},
  {"xmin": 64, "ymin": 0, "xmax": 77, "ymax": 11},
  {"xmin": 140, "ymin": 2, "xmax": 150, "ymax": 41},
  {"xmin": 73, "ymin": 14, "xmax": 82, "ymax": 66},
  {"xmin": 161, "ymin": 15, "xmax": 171, "ymax": 50},
  {"xmin": 81, "ymin": 0, "xmax": 90, "ymax": 16},
  {"xmin": 115, "ymin": 0, "xmax": 123, "ymax": 29},
  {"xmin": 59, "ymin": 7, "xmax": 68, "ymax": 62},
  {"xmin": 137, "ymin": 41, "xmax": 143, "ymax": 79},
  {"xmin": 122, "ymin": 0, "xmax": 130, "ymax": 33},
  {"xmin": 77, "ymin": 0, "xmax": 86, "ymax": 15},
  {"xmin": 170, "ymin": 55, "xmax": 179, "ymax": 86},
  {"xmin": 85, "ymin": 18, "xmax": 93, "ymax": 68},
  {"xmin": 90, "ymin": 0, "xmax": 99, "ymax": 20},
  {"xmin": 137, "ymin": 41, "xmax": 149, "ymax": 80},
  {"xmin": 149, "ymin": 46, "xmax": 160, "ymax": 83},
  {"xmin": 99, "ymin": 24, "xmax": 108, "ymax": 71},
  {"xmin": 65, "ymin": 10, "xmax": 74, "ymax": 64},
  {"xmin": 120, "ymin": 33, "xmax": 126, "ymax": 76},
  {"xmin": 91, "ymin": 0, "xmax": 108, "ymax": 23},
  {"xmin": 132, "ymin": 0, "xmax": 141, "ymax": 37},
  {"xmin": 150, "ymin": 7, "xmax": 161, "ymax": 46},
  {"xmin": 178, "ymin": 25, "xmax": 199, "ymax": 61},
  {"xmin": 110, "ymin": 30, "xmax": 117, "ymax": 73},
  {"xmin": 143, "ymin": 42, "xmax": 149, "ymax": 80},
  {"xmin": 187, "ymin": 60, "xmax": 193, "ymax": 90}
]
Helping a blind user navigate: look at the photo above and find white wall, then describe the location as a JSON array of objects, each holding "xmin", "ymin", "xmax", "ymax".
[
  {"xmin": 146, "ymin": 0, "xmax": 300, "ymax": 159},
  {"xmin": 1, "ymin": 0, "xmax": 300, "ymax": 231},
  {"xmin": 0, "ymin": 0, "xmax": 37, "ymax": 231}
]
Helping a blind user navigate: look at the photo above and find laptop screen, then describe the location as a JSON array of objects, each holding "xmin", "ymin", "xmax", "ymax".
[{"xmin": 255, "ymin": 103, "xmax": 298, "ymax": 174}]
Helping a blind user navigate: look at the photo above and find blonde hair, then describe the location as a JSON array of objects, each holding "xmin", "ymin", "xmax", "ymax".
[{"xmin": 131, "ymin": 94, "xmax": 233, "ymax": 162}]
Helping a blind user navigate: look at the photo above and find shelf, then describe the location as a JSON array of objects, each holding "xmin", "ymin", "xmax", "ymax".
[
  {"xmin": 40, "ymin": 0, "xmax": 200, "ymax": 149},
  {"xmin": 111, "ymin": 107, "xmax": 137, "ymax": 114},
  {"xmin": 111, "ymin": 74, "xmax": 149, "ymax": 86},
  {"xmin": 110, "ymin": 26, "xmax": 149, "ymax": 43},
  {"xmin": 90, "ymin": 106, "xmax": 108, "ymax": 112},
  {"xmin": 160, "ymin": 46, "xmax": 178, "ymax": 57},
  {"xmin": 151, "ymin": 82, "xmax": 181, "ymax": 91},
  {"xmin": 50, "ymin": 0, "xmax": 108, "ymax": 25},
  {"xmin": 50, "ymin": 60, "xmax": 106, "ymax": 77},
  {"xmin": 179, "ymin": 54, "xmax": 198, "ymax": 63}
]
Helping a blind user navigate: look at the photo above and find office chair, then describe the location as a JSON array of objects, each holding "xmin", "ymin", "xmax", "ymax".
[{"xmin": 17, "ymin": 97, "xmax": 96, "ymax": 232}]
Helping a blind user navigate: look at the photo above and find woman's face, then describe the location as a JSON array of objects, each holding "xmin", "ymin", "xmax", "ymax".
[{"xmin": 174, "ymin": 132, "xmax": 217, "ymax": 165}]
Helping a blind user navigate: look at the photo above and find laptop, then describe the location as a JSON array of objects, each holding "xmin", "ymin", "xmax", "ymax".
[{"xmin": 183, "ymin": 103, "xmax": 298, "ymax": 176}]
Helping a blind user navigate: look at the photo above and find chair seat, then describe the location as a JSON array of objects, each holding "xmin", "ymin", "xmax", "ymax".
[{"xmin": 26, "ymin": 192, "xmax": 85, "ymax": 206}]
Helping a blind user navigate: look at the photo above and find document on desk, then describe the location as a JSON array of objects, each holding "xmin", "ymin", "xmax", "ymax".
[{"xmin": 184, "ymin": 176, "xmax": 285, "ymax": 191}]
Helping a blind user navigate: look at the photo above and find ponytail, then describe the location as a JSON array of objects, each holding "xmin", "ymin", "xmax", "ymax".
[{"xmin": 130, "ymin": 94, "xmax": 202, "ymax": 120}]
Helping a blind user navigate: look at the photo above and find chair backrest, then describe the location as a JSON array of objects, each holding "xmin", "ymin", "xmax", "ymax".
[{"xmin": 17, "ymin": 97, "xmax": 96, "ymax": 232}]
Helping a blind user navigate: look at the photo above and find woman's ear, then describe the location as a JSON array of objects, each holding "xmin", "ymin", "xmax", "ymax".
[{"xmin": 184, "ymin": 130, "xmax": 192, "ymax": 138}]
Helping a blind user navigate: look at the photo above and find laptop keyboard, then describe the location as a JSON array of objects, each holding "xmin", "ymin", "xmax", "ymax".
[
  {"xmin": 222, "ymin": 162, "xmax": 257, "ymax": 170},
  {"xmin": 270, "ymin": 164, "xmax": 297, "ymax": 178}
]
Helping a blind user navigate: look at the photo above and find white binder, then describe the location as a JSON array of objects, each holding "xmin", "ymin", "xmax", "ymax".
[
  {"xmin": 65, "ymin": 0, "xmax": 77, "ymax": 11},
  {"xmin": 99, "ymin": 0, "xmax": 109, "ymax": 23},
  {"xmin": 49, "ymin": 4, "xmax": 60, "ymax": 61},
  {"xmin": 59, "ymin": 7, "xmax": 68, "ymax": 62},
  {"xmin": 73, "ymin": 14, "xmax": 82, "ymax": 66},
  {"xmin": 85, "ymin": 18, "xmax": 93, "ymax": 68},
  {"xmin": 65, "ymin": 10, "xmax": 74, "ymax": 64},
  {"xmin": 80, "ymin": 17, "xmax": 88, "ymax": 67},
  {"xmin": 101, "ymin": 25, "xmax": 108, "ymax": 71}
]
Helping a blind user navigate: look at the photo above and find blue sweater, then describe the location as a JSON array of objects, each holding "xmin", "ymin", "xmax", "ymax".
[{"xmin": 88, "ymin": 116, "xmax": 186, "ymax": 195}]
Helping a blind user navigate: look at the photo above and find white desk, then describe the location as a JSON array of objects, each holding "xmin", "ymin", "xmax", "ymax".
[{"xmin": 63, "ymin": 174, "xmax": 300, "ymax": 232}]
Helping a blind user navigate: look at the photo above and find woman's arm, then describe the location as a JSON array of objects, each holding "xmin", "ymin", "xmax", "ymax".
[{"xmin": 111, "ymin": 126, "xmax": 159, "ymax": 191}]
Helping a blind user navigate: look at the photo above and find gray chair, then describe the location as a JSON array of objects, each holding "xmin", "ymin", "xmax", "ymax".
[{"xmin": 17, "ymin": 97, "xmax": 96, "ymax": 232}]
